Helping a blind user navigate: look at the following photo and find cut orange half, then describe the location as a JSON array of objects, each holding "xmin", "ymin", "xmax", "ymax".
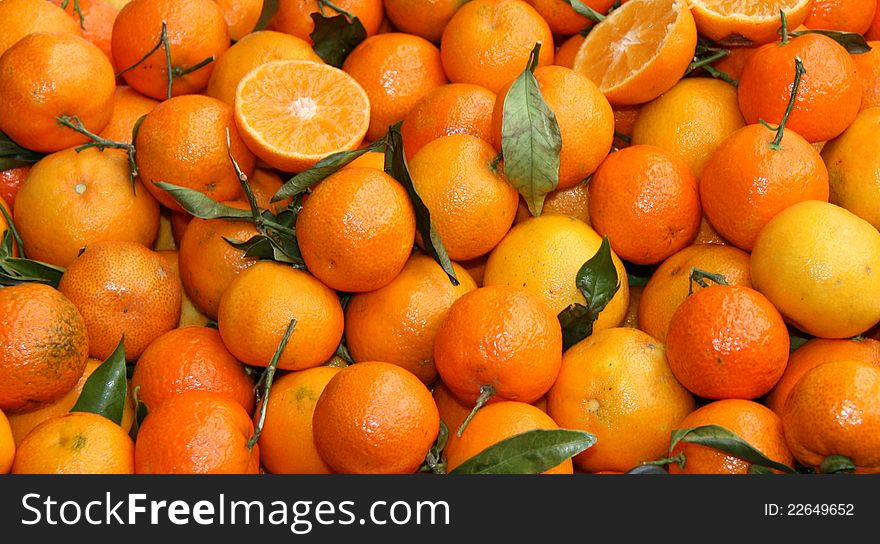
[
  {"xmin": 689, "ymin": 0, "xmax": 812, "ymax": 45},
  {"xmin": 573, "ymin": 0, "xmax": 698, "ymax": 107},
  {"xmin": 234, "ymin": 59, "xmax": 370, "ymax": 173}
]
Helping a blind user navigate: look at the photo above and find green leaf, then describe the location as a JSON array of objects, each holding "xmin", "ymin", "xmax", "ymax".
[
  {"xmin": 790, "ymin": 29, "xmax": 871, "ymax": 54},
  {"xmin": 558, "ymin": 236, "xmax": 620, "ymax": 350},
  {"xmin": 820, "ymin": 455, "xmax": 856, "ymax": 474},
  {"xmin": 557, "ymin": 303, "xmax": 593, "ymax": 351},
  {"xmin": 71, "ymin": 338, "xmax": 128, "ymax": 425},
  {"xmin": 249, "ymin": 319, "xmax": 297, "ymax": 450},
  {"xmin": 310, "ymin": 13, "xmax": 367, "ymax": 68},
  {"xmin": 272, "ymin": 140, "xmax": 386, "ymax": 202},
  {"xmin": 450, "ymin": 429, "xmax": 596, "ymax": 474},
  {"xmin": 670, "ymin": 424, "xmax": 797, "ymax": 474},
  {"xmin": 155, "ymin": 182, "xmax": 252, "ymax": 220},
  {"xmin": 500, "ymin": 42, "xmax": 562, "ymax": 217},
  {"xmin": 420, "ymin": 420, "xmax": 449, "ymax": 474},
  {"xmin": 0, "ymin": 228, "xmax": 65, "ymax": 287},
  {"xmin": 224, "ymin": 233, "xmax": 305, "ymax": 267},
  {"xmin": 128, "ymin": 386, "xmax": 148, "ymax": 441},
  {"xmin": 252, "ymin": 0, "xmax": 279, "ymax": 32},
  {"xmin": 0, "ymin": 132, "xmax": 45, "ymax": 164},
  {"xmin": 564, "ymin": 0, "xmax": 605, "ymax": 23},
  {"xmin": 384, "ymin": 122, "xmax": 459, "ymax": 286}
]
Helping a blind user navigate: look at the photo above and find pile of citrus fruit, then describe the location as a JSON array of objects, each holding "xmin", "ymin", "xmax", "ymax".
[{"xmin": 1, "ymin": 0, "xmax": 879, "ymax": 475}]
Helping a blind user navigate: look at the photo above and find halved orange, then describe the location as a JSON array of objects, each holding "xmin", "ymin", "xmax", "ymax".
[
  {"xmin": 689, "ymin": 0, "xmax": 812, "ymax": 45},
  {"xmin": 573, "ymin": 0, "xmax": 697, "ymax": 106},
  {"xmin": 233, "ymin": 59, "xmax": 370, "ymax": 173}
]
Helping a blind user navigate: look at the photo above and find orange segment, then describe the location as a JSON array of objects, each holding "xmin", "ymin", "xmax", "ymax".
[
  {"xmin": 573, "ymin": 0, "xmax": 697, "ymax": 106},
  {"xmin": 689, "ymin": 0, "xmax": 812, "ymax": 45},
  {"xmin": 233, "ymin": 60, "xmax": 370, "ymax": 173}
]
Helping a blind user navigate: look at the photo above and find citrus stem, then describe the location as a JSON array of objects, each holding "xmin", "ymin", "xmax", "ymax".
[
  {"xmin": 642, "ymin": 452, "xmax": 686, "ymax": 469},
  {"xmin": 568, "ymin": 0, "xmax": 605, "ymax": 24},
  {"xmin": 116, "ymin": 22, "xmax": 168, "ymax": 78},
  {"xmin": 225, "ymin": 128, "xmax": 263, "ymax": 226},
  {"xmin": 0, "ymin": 203, "xmax": 25, "ymax": 257},
  {"xmin": 779, "ymin": 10, "xmax": 789, "ymax": 46},
  {"xmin": 248, "ymin": 318, "xmax": 297, "ymax": 451},
  {"xmin": 457, "ymin": 385, "xmax": 495, "ymax": 438},
  {"xmin": 686, "ymin": 49, "xmax": 730, "ymax": 74},
  {"xmin": 56, "ymin": 115, "xmax": 139, "ymax": 189},
  {"xmin": 61, "ymin": 0, "xmax": 85, "ymax": 30},
  {"xmin": 688, "ymin": 267, "xmax": 729, "ymax": 295},
  {"xmin": 319, "ymin": 0, "xmax": 356, "ymax": 21},
  {"xmin": 703, "ymin": 65, "xmax": 738, "ymax": 87},
  {"xmin": 172, "ymin": 55, "xmax": 215, "ymax": 78},
  {"xmin": 769, "ymin": 57, "xmax": 806, "ymax": 150}
]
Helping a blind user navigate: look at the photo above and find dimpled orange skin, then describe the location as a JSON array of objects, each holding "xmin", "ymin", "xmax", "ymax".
[
  {"xmin": 665, "ymin": 285, "xmax": 789, "ymax": 400},
  {"xmin": 295, "ymin": 167, "xmax": 417, "ymax": 293},
  {"xmin": 0, "ymin": 284, "xmax": 89, "ymax": 414},
  {"xmin": 669, "ymin": 399, "xmax": 794, "ymax": 474},
  {"xmin": 804, "ymin": 0, "xmax": 877, "ymax": 34},
  {"xmin": 433, "ymin": 285, "xmax": 563, "ymax": 406},
  {"xmin": 269, "ymin": 0, "xmax": 384, "ymax": 44},
  {"xmin": 737, "ymin": 33, "xmax": 862, "ymax": 144},
  {"xmin": 852, "ymin": 42, "xmax": 880, "ymax": 110},
  {"xmin": 0, "ymin": 0, "xmax": 82, "ymax": 58},
  {"xmin": 312, "ymin": 361, "xmax": 440, "ymax": 474},
  {"xmin": 527, "ymin": 0, "xmax": 613, "ymax": 36},
  {"xmin": 383, "ymin": 0, "xmax": 470, "ymax": 43},
  {"xmin": 51, "ymin": 0, "xmax": 119, "ymax": 67}
]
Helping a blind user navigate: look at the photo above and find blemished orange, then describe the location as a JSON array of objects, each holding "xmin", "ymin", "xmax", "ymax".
[
  {"xmin": 257, "ymin": 366, "xmax": 341, "ymax": 474},
  {"xmin": 588, "ymin": 144, "xmax": 701, "ymax": 265},
  {"xmin": 699, "ymin": 124, "xmax": 830, "ymax": 252},
  {"xmin": 738, "ymin": 33, "xmax": 862, "ymax": 144},
  {"xmin": 98, "ymin": 86, "xmax": 159, "ymax": 142},
  {"xmin": 0, "ymin": 0, "xmax": 81, "ymax": 58},
  {"xmin": 12, "ymin": 412, "xmax": 134, "ymax": 474},
  {"xmin": 0, "ymin": 32, "xmax": 115, "ymax": 154},
  {"xmin": 345, "ymin": 254, "xmax": 477, "ymax": 384},
  {"xmin": 408, "ymin": 134, "xmax": 519, "ymax": 261},
  {"xmin": 638, "ymin": 244, "xmax": 752, "ymax": 343},
  {"xmin": 631, "ymin": 77, "xmax": 745, "ymax": 177},
  {"xmin": 0, "ymin": 409, "xmax": 12, "ymax": 473},
  {"xmin": 665, "ymin": 285, "xmax": 789, "ymax": 400},
  {"xmin": 111, "ymin": 0, "xmax": 230, "ymax": 99},
  {"xmin": 58, "ymin": 240, "xmax": 181, "ymax": 361},
  {"xmin": 401, "ymin": 83, "xmax": 497, "ymax": 161},
  {"xmin": 445, "ymin": 401, "xmax": 574, "ymax": 474},
  {"xmin": 234, "ymin": 59, "xmax": 370, "ymax": 173},
  {"xmin": 548, "ymin": 328, "xmax": 695, "ymax": 473},
  {"xmin": 492, "ymin": 65, "xmax": 614, "ymax": 190},
  {"xmin": 135, "ymin": 94, "xmax": 254, "ymax": 213},
  {"xmin": 853, "ymin": 43, "xmax": 880, "ymax": 110},
  {"xmin": 527, "ymin": 0, "xmax": 613, "ymax": 37},
  {"xmin": 765, "ymin": 338, "xmax": 880, "ymax": 416},
  {"xmin": 553, "ymin": 33, "xmax": 584, "ymax": 70},
  {"xmin": 135, "ymin": 391, "xmax": 260, "ymax": 474},
  {"xmin": 269, "ymin": 0, "xmax": 384, "ymax": 44},
  {"xmin": 0, "ymin": 283, "xmax": 89, "ymax": 413},
  {"xmin": 483, "ymin": 214, "xmax": 630, "ymax": 331},
  {"xmin": 782, "ymin": 360, "xmax": 880, "ymax": 473},
  {"xmin": 214, "ymin": 0, "xmax": 264, "ymax": 40},
  {"xmin": 669, "ymin": 399, "xmax": 794, "ymax": 474},
  {"xmin": 312, "ymin": 361, "xmax": 440, "ymax": 474},
  {"xmin": 13, "ymin": 147, "xmax": 160, "ymax": 268},
  {"xmin": 205, "ymin": 30, "xmax": 323, "ymax": 107},
  {"xmin": 687, "ymin": 0, "xmax": 812, "ymax": 45},
  {"xmin": 573, "ymin": 0, "xmax": 697, "ymax": 106},
  {"xmin": 804, "ymin": 0, "xmax": 877, "ymax": 34},
  {"xmin": 343, "ymin": 33, "xmax": 448, "ymax": 142},
  {"xmin": 0, "ymin": 166, "xmax": 29, "ymax": 214},
  {"xmin": 296, "ymin": 167, "xmax": 416, "ymax": 293},
  {"xmin": 440, "ymin": 0, "xmax": 554, "ymax": 94},
  {"xmin": 217, "ymin": 261, "xmax": 345, "ymax": 371},
  {"xmin": 132, "ymin": 326, "xmax": 255, "ymax": 414},
  {"xmin": 432, "ymin": 380, "xmax": 471, "ymax": 459},
  {"xmin": 383, "ymin": 0, "xmax": 469, "ymax": 43},
  {"xmin": 51, "ymin": 0, "xmax": 119, "ymax": 67},
  {"xmin": 433, "ymin": 285, "xmax": 563, "ymax": 406}
]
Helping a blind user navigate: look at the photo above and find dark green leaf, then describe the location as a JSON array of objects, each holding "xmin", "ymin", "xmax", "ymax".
[
  {"xmin": 670, "ymin": 424, "xmax": 796, "ymax": 474},
  {"xmin": 71, "ymin": 338, "xmax": 128, "ymax": 425},
  {"xmin": 384, "ymin": 122, "xmax": 459, "ymax": 286},
  {"xmin": 558, "ymin": 303, "xmax": 593, "ymax": 351},
  {"xmin": 0, "ymin": 257, "xmax": 65, "ymax": 287},
  {"xmin": 565, "ymin": 0, "xmax": 605, "ymax": 23},
  {"xmin": 500, "ymin": 42, "xmax": 562, "ymax": 217},
  {"xmin": 450, "ymin": 429, "xmax": 596, "ymax": 474},
  {"xmin": 252, "ymin": 0, "xmax": 279, "ymax": 32},
  {"xmin": 128, "ymin": 386, "xmax": 148, "ymax": 441},
  {"xmin": 272, "ymin": 140, "xmax": 386, "ymax": 202},
  {"xmin": 224, "ymin": 233, "xmax": 305, "ymax": 266},
  {"xmin": 420, "ymin": 420, "xmax": 449, "ymax": 474},
  {"xmin": 310, "ymin": 13, "xmax": 367, "ymax": 68},
  {"xmin": 790, "ymin": 29, "xmax": 871, "ymax": 54},
  {"xmin": 820, "ymin": 455, "xmax": 856, "ymax": 474},
  {"xmin": 0, "ymin": 132, "xmax": 45, "ymax": 164},
  {"xmin": 155, "ymin": 182, "xmax": 252, "ymax": 220},
  {"xmin": 578, "ymin": 237, "xmax": 620, "ymax": 316}
]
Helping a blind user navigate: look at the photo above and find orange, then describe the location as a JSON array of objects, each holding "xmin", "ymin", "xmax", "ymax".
[
  {"xmin": 440, "ymin": 0, "xmax": 554, "ymax": 94},
  {"xmin": 51, "ymin": 0, "xmax": 119, "ymax": 67},
  {"xmin": 804, "ymin": 0, "xmax": 877, "ymax": 34},
  {"xmin": 665, "ymin": 285, "xmax": 789, "ymax": 400},
  {"xmin": 622, "ymin": 284, "xmax": 643, "ymax": 329},
  {"xmin": 205, "ymin": 30, "xmax": 323, "ymax": 107},
  {"xmin": 58, "ymin": 240, "xmax": 181, "ymax": 361},
  {"xmin": 548, "ymin": 328, "xmax": 695, "ymax": 473},
  {"xmin": 669, "ymin": 399, "xmax": 794, "ymax": 474},
  {"xmin": 0, "ymin": 0, "xmax": 81, "ymax": 58},
  {"xmin": 445, "ymin": 401, "xmax": 573, "ymax": 474},
  {"xmin": 0, "ymin": 409, "xmax": 12, "ymax": 473},
  {"xmin": 765, "ymin": 338, "xmax": 880, "ymax": 416},
  {"xmin": 214, "ymin": 0, "xmax": 264, "ymax": 40},
  {"xmin": 492, "ymin": 65, "xmax": 614, "ymax": 190},
  {"xmin": 408, "ymin": 134, "xmax": 519, "ymax": 261},
  {"xmin": 12, "ymin": 412, "xmax": 134, "ymax": 474},
  {"xmin": 257, "ymin": 366, "xmax": 341, "ymax": 474},
  {"xmin": 135, "ymin": 390, "xmax": 260, "ymax": 474},
  {"xmin": 343, "ymin": 151, "xmax": 385, "ymax": 170},
  {"xmin": 0, "ymin": 166, "xmax": 29, "ymax": 214},
  {"xmin": 0, "ymin": 283, "xmax": 89, "ymax": 413},
  {"xmin": 750, "ymin": 200, "xmax": 880, "ymax": 339},
  {"xmin": 853, "ymin": 43, "xmax": 880, "ymax": 110},
  {"xmin": 0, "ymin": 32, "xmax": 115, "ymax": 153},
  {"xmin": 217, "ymin": 261, "xmax": 345, "ymax": 371},
  {"xmin": 611, "ymin": 104, "xmax": 640, "ymax": 149},
  {"xmin": 155, "ymin": 249, "xmax": 212, "ymax": 328},
  {"xmin": 13, "ymin": 147, "xmax": 160, "ymax": 268},
  {"xmin": 692, "ymin": 215, "xmax": 728, "ymax": 245},
  {"xmin": 588, "ymin": 145, "xmax": 701, "ymax": 265},
  {"xmin": 112, "ymin": 0, "xmax": 230, "ymax": 99},
  {"xmin": 296, "ymin": 167, "xmax": 416, "ymax": 293},
  {"xmin": 99, "ymin": 86, "xmax": 160, "ymax": 142},
  {"xmin": 312, "ymin": 361, "xmax": 440, "ymax": 474},
  {"xmin": 554, "ymin": 33, "xmax": 584, "ymax": 70},
  {"xmin": 234, "ymin": 59, "xmax": 370, "ymax": 173},
  {"xmin": 638, "ymin": 244, "xmax": 752, "ymax": 343},
  {"xmin": 688, "ymin": 0, "xmax": 812, "ymax": 45},
  {"xmin": 527, "ymin": 0, "xmax": 613, "ymax": 37},
  {"xmin": 433, "ymin": 285, "xmax": 563, "ymax": 406},
  {"xmin": 712, "ymin": 45, "xmax": 757, "ymax": 81},
  {"xmin": 383, "ymin": 0, "xmax": 469, "ymax": 43},
  {"xmin": 483, "ymin": 214, "xmax": 630, "ymax": 331},
  {"xmin": 573, "ymin": 0, "xmax": 697, "ymax": 106},
  {"xmin": 135, "ymin": 94, "xmax": 255, "ymax": 213},
  {"xmin": 870, "ymin": 5, "xmax": 880, "ymax": 38},
  {"xmin": 782, "ymin": 360, "xmax": 880, "ymax": 473},
  {"xmin": 738, "ymin": 33, "xmax": 861, "ymax": 144},
  {"xmin": 513, "ymin": 182, "xmax": 592, "ymax": 226},
  {"xmin": 132, "ymin": 326, "xmax": 255, "ymax": 414},
  {"xmin": 699, "ymin": 124, "xmax": 830, "ymax": 251},
  {"xmin": 269, "ymin": 0, "xmax": 384, "ymax": 44},
  {"xmin": 630, "ymin": 77, "xmax": 745, "ymax": 177},
  {"xmin": 459, "ymin": 255, "xmax": 488, "ymax": 287},
  {"xmin": 343, "ymin": 33, "xmax": 448, "ymax": 142},
  {"xmin": 432, "ymin": 380, "xmax": 471, "ymax": 459},
  {"xmin": 345, "ymin": 254, "xmax": 477, "ymax": 383},
  {"xmin": 401, "ymin": 83, "xmax": 496, "ymax": 161}
]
